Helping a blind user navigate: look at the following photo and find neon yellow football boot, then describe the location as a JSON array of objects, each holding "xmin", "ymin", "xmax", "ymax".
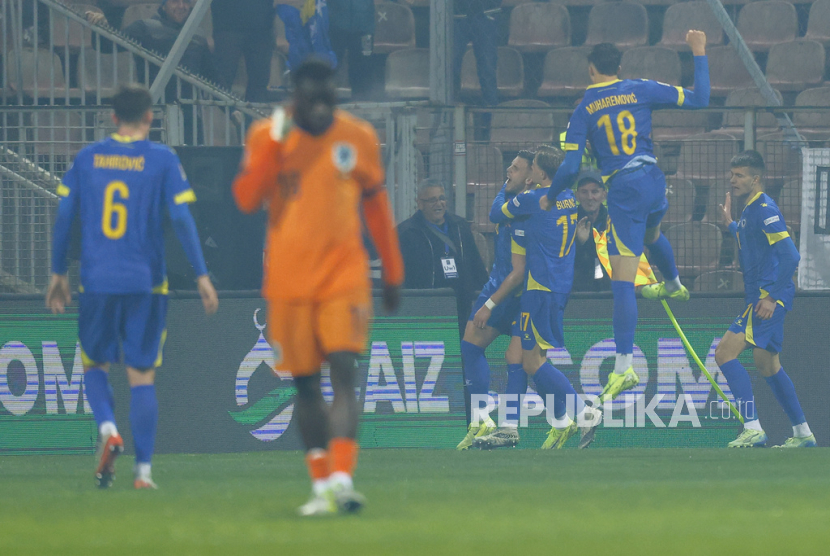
[
  {"xmin": 599, "ymin": 367, "xmax": 640, "ymax": 404},
  {"xmin": 727, "ymin": 428, "xmax": 768, "ymax": 448},
  {"xmin": 642, "ymin": 281, "xmax": 690, "ymax": 302},
  {"xmin": 456, "ymin": 416, "xmax": 497, "ymax": 450},
  {"xmin": 541, "ymin": 419, "xmax": 577, "ymax": 449},
  {"xmin": 772, "ymin": 434, "xmax": 817, "ymax": 448}
]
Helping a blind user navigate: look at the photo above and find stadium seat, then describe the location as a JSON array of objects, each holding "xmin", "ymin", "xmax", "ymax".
[
  {"xmin": 81, "ymin": 51, "xmax": 136, "ymax": 99},
  {"xmin": 29, "ymin": 111, "xmax": 85, "ymax": 174},
  {"xmin": 201, "ymin": 106, "xmax": 239, "ymax": 147},
  {"xmin": 583, "ymin": 3, "xmax": 648, "ymax": 51},
  {"xmin": 507, "ymin": 3, "xmax": 570, "ymax": 53},
  {"xmin": 805, "ymin": 0, "xmax": 830, "ymax": 47},
  {"xmin": 675, "ymin": 132, "xmax": 740, "ymax": 182},
  {"xmin": 385, "ymin": 48, "xmax": 429, "ymax": 99},
  {"xmin": 659, "ymin": 2, "xmax": 724, "ymax": 51},
  {"xmin": 756, "ymin": 132, "xmax": 802, "ymax": 186},
  {"xmin": 373, "ymin": 2, "xmax": 415, "ymax": 54},
  {"xmin": 765, "ymin": 40, "xmax": 826, "ymax": 93},
  {"xmin": 5, "ymin": 49, "xmax": 82, "ymax": 101},
  {"xmin": 121, "ymin": 4, "xmax": 160, "ymax": 30},
  {"xmin": 537, "ymin": 47, "xmax": 591, "ymax": 98},
  {"xmin": 620, "ymin": 47, "xmax": 681, "ymax": 85},
  {"xmin": 51, "ymin": 11, "xmax": 93, "ymax": 52},
  {"xmin": 460, "ymin": 47, "xmax": 524, "ymax": 99},
  {"xmin": 736, "ymin": 1, "xmax": 798, "ymax": 53},
  {"xmin": 489, "ymin": 100, "xmax": 555, "ymax": 152},
  {"xmin": 707, "ymin": 46, "xmax": 754, "ymax": 98},
  {"xmin": 664, "ymin": 222, "xmax": 723, "ymax": 278},
  {"xmin": 652, "ymin": 110, "xmax": 709, "ymax": 141},
  {"xmin": 777, "ymin": 179, "xmax": 803, "ymax": 232},
  {"xmin": 793, "ymin": 87, "xmax": 830, "ymax": 141},
  {"xmin": 719, "ymin": 88, "xmax": 784, "ymax": 135},
  {"xmin": 662, "ymin": 179, "xmax": 695, "ymax": 227},
  {"xmin": 692, "ymin": 270, "xmax": 744, "ymax": 292}
]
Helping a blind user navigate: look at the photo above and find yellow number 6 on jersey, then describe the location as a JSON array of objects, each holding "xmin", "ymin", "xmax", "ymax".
[{"xmin": 102, "ymin": 181, "xmax": 129, "ymax": 239}]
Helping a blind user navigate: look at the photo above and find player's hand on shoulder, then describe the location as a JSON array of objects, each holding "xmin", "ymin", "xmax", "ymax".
[
  {"xmin": 718, "ymin": 192, "xmax": 733, "ymax": 228},
  {"xmin": 686, "ymin": 30, "xmax": 707, "ymax": 56},
  {"xmin": 382, "ymin": 284, "xmax": 400, "ymax": 314},
  {"xmin": 46, "ymin": 274, "xmax": 71, "ymax": 314},
  {"xmin": 196, "ymin": 275, "xmax": 219, "ymax": 315}
]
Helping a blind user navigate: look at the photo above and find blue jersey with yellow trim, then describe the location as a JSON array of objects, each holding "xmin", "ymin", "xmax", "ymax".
[
  {"xmin": 555, "ymin": 56, "xmax": 709, "ymax": 186},
  {"xmin": 486, "ymin": 185, "xmax": 527, "ymax": 291},
  {"xmin": 56, "ymin": 136, "xmax": 197, "ymax": 293},
  {"xmin": 732, "ymin": 192, "xmax": 797, "ymax": 310},
  {"xmin": 492, "ymin": 187, "xmax": 577, "ymax": 294}
]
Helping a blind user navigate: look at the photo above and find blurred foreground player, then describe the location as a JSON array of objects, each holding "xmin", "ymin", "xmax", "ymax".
[
  {"xmin": 541, "ymin": 31, "xmax": 710, "ymax": 405},
  {"xmin": 232, "ymin": 59, "xmax": 404, "ymax": 515},
  {"xmin": 715, "ymin": 151, "xmax": 816, "ymax": 448},
  {"xmin": 47, "ymin": 85, "xmax": 218, "ymax": 489}
]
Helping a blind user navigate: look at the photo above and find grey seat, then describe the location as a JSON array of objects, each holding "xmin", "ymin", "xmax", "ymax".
[
  {"xmin": 707, "ymin": 46, "xmax": 754, "ymax": 98},
  {"xmin": 508, "ymin": 3, "xmax": 570, "ymax": 53},
  {"xmin": 489, "ymin": 100, "xmax": 555, "ymax": 152},
  {"xmin": 620, "ymin": 47, "xmax": 681, "ymax": 85},
  {"xmin": 766, "ymin": 40, "xmax": 826, "ymax": 92},
  {"xmin": 692, "ymin": 270, "xmax": 744, "ymax": 292},
  {"xmin": 460, "ymin": 47, "xmax": 524, "ymax": 99},
  {"xmin": 385, "ymin": 48, "xmax": 429, "ymax": 99},
  {"xmin": 736, "ymin": 1, "xmax": 798, "ymax": 52},
  {"xmin": 664, "ymin": 222, "xmax": 723, "ymax": 278},
  {"xmin": 659, "ymin": 2, "xmax": 724, "ymax": 51},
  {"xmin": 537, "ymin": 47, "xmax": 591, "ymax": 98},
  {"xmin": 793, "ymin": 87, "xmax": 830, "ymax": 141},
  {"xmin": 583, "ymin": 2, "xmax": 648, "ymax": 50},
  {"xmin": 374, "ymin": 2, "xmax": 416, "ymax": 54},
  {"xmin": 719, "ymin": 88, "xmax": 784, "ymax": 135}
]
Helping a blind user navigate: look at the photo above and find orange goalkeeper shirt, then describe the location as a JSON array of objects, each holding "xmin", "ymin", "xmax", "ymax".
[{"xmin": 233, "ymin": 109, "xmax": 404, "ymax": 301}]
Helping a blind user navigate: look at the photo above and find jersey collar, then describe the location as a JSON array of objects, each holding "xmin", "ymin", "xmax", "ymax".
[
  {"xmin": 586, "ymin": 79, "xmax": 621, "ymax": 90},
  {"xmin": 745, "ymin": 191, "xmax": 764, "ymax": 207},
  {"xmin": 111, "ymin": 133, "xmax": 140, "ymax": 143}
]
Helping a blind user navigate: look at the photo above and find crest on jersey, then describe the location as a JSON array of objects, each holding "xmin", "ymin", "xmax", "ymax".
[{"xmin": 332, "ymin": 142, "xmax": 357, "ymax": 173}]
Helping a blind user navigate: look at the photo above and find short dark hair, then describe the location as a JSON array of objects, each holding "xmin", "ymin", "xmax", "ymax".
[
  {"xmin": 291, "ymin": 57, "xmax": 335, "ymax": 87},
  {"xmin": 588, "ymin": 43, "xmax": 622, "ymax": 76},
  {"xmin": 517, "ymin": 149, "xmax": 535, "ymax": 166},
  {"xmin": 534, "ymin": 146, "xmax": 564, "ymax": 180},
  {"xmin": 112, "ymin": 85, "xmax": 152, "ymax": 124},
  {"xmin": 730, "ymin": 150, "xmax": 765, "ymax": 177}
]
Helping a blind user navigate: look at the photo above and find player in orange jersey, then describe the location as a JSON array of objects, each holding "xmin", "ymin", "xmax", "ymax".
[{"xmin": 232, "ymin": 59, "xmax": 404, "ymax": 516}]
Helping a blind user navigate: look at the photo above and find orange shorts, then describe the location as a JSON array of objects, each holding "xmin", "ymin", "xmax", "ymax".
[{"xmin": 267, "ymin": 288, "xmax": 371, "ymax": 376}]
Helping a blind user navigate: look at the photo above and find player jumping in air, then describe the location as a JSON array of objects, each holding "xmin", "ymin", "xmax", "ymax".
[
  {"xmin": 715, "ymin": 151, "xmax": 816, "ymax": 448},
  {"xmin": 456, "ymin": 151, "xmax": 532, "ymax": 450},
  {"xmin": 232, "ymin": 59, "xmax": 404, "ymax": 516},
  {"xmin": 47, "ymin": 85, "xmax": 218, "ymax": 490},
  {"xmin": 492, "ymin": 146, "xmax": 601, "ymax": 449},
  {"xmin": 540, "ymin": 30, "xmax": 710, "ymax": 404}
]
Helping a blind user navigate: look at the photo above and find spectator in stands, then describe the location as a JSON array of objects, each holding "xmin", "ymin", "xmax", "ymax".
[
  {"xmin": 212, "ymin": 0, "xmax": 275, "ymax": 102},
  {"xmin": 573, "ymin": 170, "xmax": 612, "ymax": 292},
  {"xmin": 328, "ymin": 0, "xmax": 376, "ymax": 100},
  {"xmin": 86, "ymin": 1, "xmax": 215, "ymax": 91},
  {"xmin": 454, "ymin": 0, "xmax": 501, "ymax": 139},
  {"xmin": 398, "ymin": 179, "xmax": 488, "ymax": 336}
]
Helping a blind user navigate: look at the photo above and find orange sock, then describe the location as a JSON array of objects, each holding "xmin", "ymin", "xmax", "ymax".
[
  {"xmin": 329, "ymin": 437, "xmax": 359, "ymax": 476},
  {"xmin": 305, "ymin": 449, "xmax": 329, "ymax": 482}
]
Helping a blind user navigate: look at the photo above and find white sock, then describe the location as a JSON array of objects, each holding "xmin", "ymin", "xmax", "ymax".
[
  {"xmin": 744, "ymin": 419, "xmax": 763, "ymax": 432},
  {"xmin": 99, "ymin": 421, "xmax": 118, "ymax": 438},
  {"xmin": 312, "ymin": 478, "xmax": 330, "ymax": 496},
  {"xmin": 135, "ymin": 462, "xmax": 152, "ymax": 479},
  {"xmin": 664, "ymin": 276, "xmax": 682, "ymax": 293},
  {"xmin": 793, "ymin": 423, "xmax": 812, "ymax": 438},
  {"xmin": 328, "ymin": 471, "xmax": 353, "ymax": 490},
  {"xmin": 614, "ymin": 353, "xmax": 633, "ymax": 375}
]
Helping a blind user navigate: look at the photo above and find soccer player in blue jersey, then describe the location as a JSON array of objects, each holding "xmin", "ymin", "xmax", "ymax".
[
  {"xmin": 492, "ymin": 146, "xmax": 601, "ymax": 449},
  {"xmin": 46, "ymin": 85, "xmax": 218, "ymax": 489},
  {"xmin": 540, "ymin": 30, "xmax": 710, "ymax": 404},
  {"xmin": 714, "ymin": 151, "xmax": 816, "ymax": 448},
  {"xmin": 457, "ymin": 151, "xmax": 532, "ymax": 450}
]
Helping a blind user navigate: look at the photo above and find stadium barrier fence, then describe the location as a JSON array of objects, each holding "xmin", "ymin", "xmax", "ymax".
[{"xmin": 0, "ymin": 290, "xmax": 827, "ymax": 455}]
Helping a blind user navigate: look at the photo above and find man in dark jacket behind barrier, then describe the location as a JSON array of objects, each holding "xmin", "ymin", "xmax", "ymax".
[{"xmin": 397, "ymin": 179, "xmax": 488, "ymax": 337}]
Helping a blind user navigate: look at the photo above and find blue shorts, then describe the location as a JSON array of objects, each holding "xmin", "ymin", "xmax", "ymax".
[
  {"xmin": 728, "ymin": 301, "xmax": 786, "ymax": 353},
  {"xmin": 469, "ymin": 284, "xmax": 522, "ymax": 336},
  {"xmin": 606, "ymin": 163, "xmax": 669, "ymax": 258},
  {"xmin": 78, "ymin": 292, "xmax": 168, "ymax": 369},
  {"xmin": 516, "ymin": 290, "xmax": 569, "ymax": 351}
]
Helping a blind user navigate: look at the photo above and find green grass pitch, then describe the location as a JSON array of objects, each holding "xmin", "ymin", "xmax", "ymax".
[{"xmin": 1, "ymin": 449, "xmax": 829, "ymax": 555}]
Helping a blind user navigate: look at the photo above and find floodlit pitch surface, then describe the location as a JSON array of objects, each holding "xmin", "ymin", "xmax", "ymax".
[{"xmin": 1, "ymin": 449, "xmax": 828, "ymax": 555}]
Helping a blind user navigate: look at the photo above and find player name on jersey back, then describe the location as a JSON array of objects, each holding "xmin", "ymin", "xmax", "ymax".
[
  {"xmin": 584, "ymin": 93, "xmax": 638, "ymax": 115},
  {"xmin": 93, "ymin": 154, "xmax": 145, "ymax": 171}
]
